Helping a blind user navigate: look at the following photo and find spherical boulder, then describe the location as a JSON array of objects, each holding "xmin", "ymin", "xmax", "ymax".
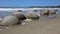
[
  {"xmin": 49, "ymin": 10, "xmax": 56, "ymax": 14},
  {"xmin": 40, "ymin": 10, "xmax": 49, "ymax": 16},
  {"xmin": 25, "ymin": 12, "xmax": 39, "ymax": 19},
  {"xmin": 11, "ymin": 12, "xmax": 26, "ymax": 20},
  {"xmin": 1, "ymin": 16, "xmax": 19, "ymax": 26}
]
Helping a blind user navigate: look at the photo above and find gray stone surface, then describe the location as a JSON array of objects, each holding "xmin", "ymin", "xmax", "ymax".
[
  {"xmin": 11, "ymin": 12, "xmax": 26, "ymax": 20},
  {"xmin": 25, "ymin": 12, "xmax": 39, "ymax": 19},
  {"xmin": 1, "ymin": 16, "xmax": 19, "ymax": 25}
]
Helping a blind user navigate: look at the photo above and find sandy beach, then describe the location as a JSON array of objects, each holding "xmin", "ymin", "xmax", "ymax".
[{"xmin": 0, "ymin": 15, "xmax": 60, "ymax": 34}]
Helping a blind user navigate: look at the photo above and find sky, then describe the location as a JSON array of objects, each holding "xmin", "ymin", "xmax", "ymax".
[{"xmin": 0, "ymin": 0, "xmax": 60, "ymax": 7}]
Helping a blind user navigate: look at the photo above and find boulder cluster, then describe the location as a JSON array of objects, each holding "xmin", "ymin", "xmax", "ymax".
[
  {"xmin": 0, "ymin": 9, "xmax": 57, "ymax": 26},
  {"xmin": 0, "ymin": 11, "xmax": 39, "ymax": 26}
]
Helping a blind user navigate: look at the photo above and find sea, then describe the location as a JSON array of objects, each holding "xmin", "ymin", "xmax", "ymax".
[
  {"xmin": 0, "ymin": 10, "xmax": 29, "ymax": 19},
  {"xmin": 0, "ymin": 8, "xmax": 60, "ymax": 19}
]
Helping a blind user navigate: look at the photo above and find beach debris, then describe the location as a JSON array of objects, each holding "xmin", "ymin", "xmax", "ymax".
[
  {"xmin": 20, "ymin": 19, "xmax": 32, "ymax": 25},
  {"xmin": 1, "ymin": 16, "xmax": 19, "ymax": 26}
]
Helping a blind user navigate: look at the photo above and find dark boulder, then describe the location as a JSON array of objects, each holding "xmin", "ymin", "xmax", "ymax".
[{"xmin": 11, "ymin": 12, "xmax": 26, "ymax": 20}]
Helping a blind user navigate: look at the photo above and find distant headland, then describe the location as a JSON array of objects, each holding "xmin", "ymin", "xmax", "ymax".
[{"xmin": 0, "ymin": 6, "xmax": 60, "ymax": 8}]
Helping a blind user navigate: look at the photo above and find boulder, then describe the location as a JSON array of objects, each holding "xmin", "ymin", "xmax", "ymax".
[
  {"xmin": 0, "ymin": 18, "xmax": 2, "ymax": 22},
  {"xmin": 11, "ymin": 12, "xmax": 26, "ymax": 20},
  {"xmin": 1, "ymin": 16, "xmax": 19, "ymax": 26},
  {"xmin": 25, "ymin": 12, "xmax": 39, "ymax": 19},
  {"xmin": 40, "ymin": 10, "xmax": 49, "ymax": 16},
  {"xmin": 49, "ymin": 10, "xmax": 56, "ymax": 14}
]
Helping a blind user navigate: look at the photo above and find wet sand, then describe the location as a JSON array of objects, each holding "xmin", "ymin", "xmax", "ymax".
[{"xmin": 0, "ymin": 15, "xmax": 60, "ymax": 34}]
